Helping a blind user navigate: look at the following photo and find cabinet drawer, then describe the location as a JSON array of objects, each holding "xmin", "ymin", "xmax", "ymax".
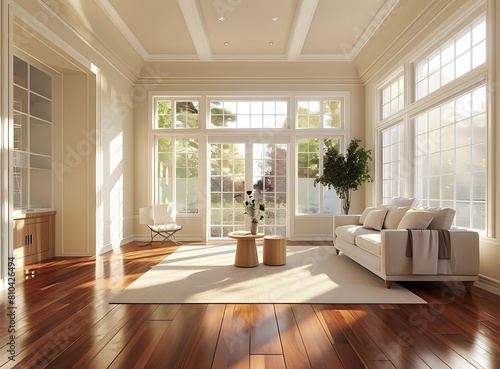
[{"xmin": 13, "ymin": 213, "xmax": 52, "ymax": 261}]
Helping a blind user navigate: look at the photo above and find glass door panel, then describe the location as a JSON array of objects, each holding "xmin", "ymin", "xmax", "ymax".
[
  {"xmin": 253, "ymin": 143, "xmax": 287, "ymax": 237},
  {"xmin": 209, "ymin": 143, "xmax": 246, "ymax": 238},
  {"xmin": 209, "ymin": 142, "xmax": 288, "ymax": 238}
]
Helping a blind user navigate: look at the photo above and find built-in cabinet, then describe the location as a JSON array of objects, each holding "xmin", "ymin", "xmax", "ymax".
[
  {"xmin": 13, "ymin": 56, "xmax": 53, "ymax": 211},
  {"xmin": 13, "ymin": 211, "xmax": 56, "ymax": 267},
  {"xmin": 13, "ymin": 56, "xmax": 55, "ymax": 266}
]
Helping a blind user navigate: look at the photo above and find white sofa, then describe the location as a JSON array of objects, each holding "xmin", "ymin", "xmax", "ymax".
[{"xmin": 333, "ymin": 198, "xmax": 480, "ymax": 289}]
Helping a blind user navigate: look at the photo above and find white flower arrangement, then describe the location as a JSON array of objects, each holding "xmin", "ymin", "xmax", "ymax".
[{"xmin": 238, "ymin": 190, "xmax": 265, "ymax": 223}]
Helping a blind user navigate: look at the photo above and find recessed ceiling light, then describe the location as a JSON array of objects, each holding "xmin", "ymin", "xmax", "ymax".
[
  {"xmin": 268, "ymin": 42, "xmax": 274, "ymax": 46},
  {"xmin": 272, "ymin": 16, "xmax": 279, "ymax": 21},
  {"xmin": 219, "ymin": 16, "xmax": 225, "ymax": 21},
  {"xmin": 224, "ymin": 42, "xmax": 229, "ymax": 46}
]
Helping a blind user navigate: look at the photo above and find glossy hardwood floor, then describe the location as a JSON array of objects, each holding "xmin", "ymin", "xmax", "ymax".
[{"xmin": 1, "ymin": 241, "xmax": 499, "ymax": 369}]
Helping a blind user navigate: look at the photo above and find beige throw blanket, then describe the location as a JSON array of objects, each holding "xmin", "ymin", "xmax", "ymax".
[{"xmin": 406, "ymin": 230, "xmax": 451, "ymax": 274}]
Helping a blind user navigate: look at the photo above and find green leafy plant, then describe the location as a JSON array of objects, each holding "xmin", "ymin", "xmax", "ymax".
[{"xmin": 315, "ymin": 138, "xmax": 373, "ymax": 214}]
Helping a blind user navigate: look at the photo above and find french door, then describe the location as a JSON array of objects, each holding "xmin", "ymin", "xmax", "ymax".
[{"xmin": 209, "ymin": 141, "xmax": 287, "ymax": 238}]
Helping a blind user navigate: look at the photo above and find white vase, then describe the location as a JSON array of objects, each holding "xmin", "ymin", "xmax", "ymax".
[{"xmin": 250, "ymin": 222, "xmax": 258, "ymax": 235}]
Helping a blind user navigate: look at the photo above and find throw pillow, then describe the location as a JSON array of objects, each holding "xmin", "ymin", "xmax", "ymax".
[
  {"xmin": 391, "ymin": 196, "xmax": 419, "ymax": 207},
  {"xmin": 383, "ymin": 205, "xmax": 410, "ymax": 229},
  {"xmin": 397, "ymin": 210, "xmax": 435, "ymax": 229},
  {"xmin": 359, "ymin": 206, "xmax": 378, "ymax": 224},
  {"xmin": 419, "ymin": 207, "xmax": 456, "ymax": 229},
  {"xmin": 363, "ymin": 208, "xmax": 389, "ymax": 231}
]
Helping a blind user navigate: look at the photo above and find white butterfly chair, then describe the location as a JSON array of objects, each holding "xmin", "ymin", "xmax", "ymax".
[{"xmin": 139, "ymin": 203, "xmax": 183, "ymax": 246}]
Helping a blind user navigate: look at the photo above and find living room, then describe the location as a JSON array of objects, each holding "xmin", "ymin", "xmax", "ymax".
[{"xmin": 1, "ymin": 0, "xmax": 500, "ymax": 367}]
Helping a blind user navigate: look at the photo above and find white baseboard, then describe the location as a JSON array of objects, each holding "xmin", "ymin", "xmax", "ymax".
[{"xmin": 475, "ymin": 275, "xmax": 500, "ymax": 296}]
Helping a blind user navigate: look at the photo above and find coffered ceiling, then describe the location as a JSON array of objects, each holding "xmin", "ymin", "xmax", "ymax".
[{"xmin": 54, "ymin": 0, "xmax": 399, "ymax": 62}]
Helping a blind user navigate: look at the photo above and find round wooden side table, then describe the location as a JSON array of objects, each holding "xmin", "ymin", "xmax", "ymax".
[
  {"xmin": 228, "ymin": 232, "xmax": 265, "ymax": 267},
  {"xmin": 263, "ymin": 235, "xmax": 287, "ymax": 266}
]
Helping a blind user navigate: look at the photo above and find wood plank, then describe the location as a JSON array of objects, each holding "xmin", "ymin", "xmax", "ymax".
[
  {"xmin": 107, "ymin": 320, "xmax": 171, "ymax": 369},
  {"xmin": 275, "ymin": 304, "xmax": 311, "ymax": 369},
  {"xmin": 144, "ymin": 304, "xmax": 207, "ymax": 368},
  {"xmin": 86, "ymin": 304, "xmax": 160, "ymax": 368},
  {"xmin": 436, "ymin": 333, "xmax": 500, "ymax": 369},
  {"xmin": 250, "ymin": 304, "xmax": 282, "ymax": 355},
  {"xmin": 314, "ymin": 305, "xmax": 365, "ymax": 369},
  {"xmin": 148, "ymin": 304, "xmax": 182, "ymax": 320},
  {"xmin": 389, "ymin": 308, "xmax": 479, "ymax": 369},
  {"xmin": 212, "ymin": 304, "xmax": 252, "ymax": 369},
  {"xmin": 183, "ymin": 304, "xmax": 227, "ymax": 369},
  {"xmin": 250, "ymin": 355, "xmax": 286, "ymax": 369},
  {"xmin": 291, "ymin": 304, "xmax": 344, "ymax": 369},
  {"xmin": 347, "ymin": 304, "xmax": 431, "ymax": 369},
  {"xmin": 368, "ymin": 304, "xmax": 458, "ymax": 369},
  {"xmin": 328, "ymin": 307, "xmax": 386, "ymax": 361}
]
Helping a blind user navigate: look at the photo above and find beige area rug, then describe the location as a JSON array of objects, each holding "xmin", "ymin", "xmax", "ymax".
[{"xmin": 109, "ymin": 245, "xmax": 426, "ymax": 304}]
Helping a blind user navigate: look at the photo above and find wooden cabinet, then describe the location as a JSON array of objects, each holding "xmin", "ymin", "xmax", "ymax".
[{"xmin": 14, "ymin": 211, "xmax": 55, "ymax": 266}]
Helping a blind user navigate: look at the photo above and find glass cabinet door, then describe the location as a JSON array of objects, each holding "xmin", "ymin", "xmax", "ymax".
[{"xmin": 13, "ymin": 56, "xmax": 53, "ymax": 211}]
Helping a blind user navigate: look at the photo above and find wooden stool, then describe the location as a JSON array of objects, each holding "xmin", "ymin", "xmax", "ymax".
[{"xmin": 263, "ymin": 235, "xmax": 286, "ymax": 266}]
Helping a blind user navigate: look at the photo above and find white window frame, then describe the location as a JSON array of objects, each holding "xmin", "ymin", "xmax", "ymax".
[{"xmin": 375, "ymin": 7, "xmax": 489, "ymax": 234}]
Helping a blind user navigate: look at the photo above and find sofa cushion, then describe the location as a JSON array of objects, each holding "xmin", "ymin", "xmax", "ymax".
[
  {"xmin": 383, "ymin": 205, "xmax": 410, "ymax": 229},
  {"xmin": 363, "ymin": 208, "xmax": 388, "ymax": 231},
  {"xmin": 335, "ymin": 225, "xmax": 380, "ymax": 245},
  {"xmin": 419, "ymin": 207, "xmax": 456, "ymax": 229},
  {"xmin": 391, "ymin": 196, "xmax": 419, "ymax": 207},
  {"xmin": 359, "ymin": 206, "xmax": 378, "ymax": 224},
  {"xmin": 356, "ymin": 233, "xmax": 381, "ymax": 256},
  {"xmin": 398, "ymin": 210, "xmax": 434, "ymax": 229}
]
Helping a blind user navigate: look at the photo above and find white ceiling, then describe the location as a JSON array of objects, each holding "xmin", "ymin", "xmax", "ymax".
[{"xmin": 91, "ymin": 0, "xmax": 398, "ymax": 62}]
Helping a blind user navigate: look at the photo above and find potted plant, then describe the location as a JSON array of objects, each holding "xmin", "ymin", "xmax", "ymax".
[{"xmin": 315, "ymin": 138, "xmax": 372, "ymax": 214}]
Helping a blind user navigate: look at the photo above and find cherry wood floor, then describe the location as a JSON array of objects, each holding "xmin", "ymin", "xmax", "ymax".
[{"xmin": 1, "ymin": 241, "xmax": 500, "ymax": 369}]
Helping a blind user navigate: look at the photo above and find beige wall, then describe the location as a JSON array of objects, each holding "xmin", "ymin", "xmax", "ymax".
[
  {"xmin": 97, "ymin": 63, "xmax": 135, "ymax": 252},
  {"xmin": 356, "ymin": 0, "xmax": 500, "ymax": 288},
  {"xmin": 5, "ymin": 0, "xmax": 136, "ymax": 257},
  {"xmin": 53, "ymin": 75, "xmax": 96, "ymax": 256}
]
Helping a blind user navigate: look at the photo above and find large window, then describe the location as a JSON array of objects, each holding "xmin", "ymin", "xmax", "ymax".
[
  {"xmin": 297, "ymin": 138, "xmax": 340, "ymax": 214},
  {"xmin": 155, "ymin": 99, "xmax": 199, "ymax": 129},
  {"xmin": 381, "ymin": 123, "xmax": 405, "ymax": 204},
  {"xmin": 209, "ymin": 100, "xmax": 288, "ymax": 128},
  {"xmin": 297, "ymin": 99, "xmax": 342, "ymax": 128},
  {"xmin": 381, "ymin": 75, "xmax": 404, "ymax": 119},
  {"xmin": 295, "ymin": 97, "xmax": 344, "ymax": 214},
  {"xmin": 378, "ymin": 13, "xmax": 487, "ymax": 233},
  {"xmin": 415, "ymin": 86, "xmax": 486, "ymax": 229},
  {"xmin": 415, "ymin": 16, "xmax": 486, "ymax": 100},
  {"xmin": 156, "ymin": 137, "xmax": 199, "ymax": 213},
  {"xmin": 152, "ymin": 94, "xmax": 348, "ymax": 238}
]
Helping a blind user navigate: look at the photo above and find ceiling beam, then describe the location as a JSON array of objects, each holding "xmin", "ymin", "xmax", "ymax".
[
  {"xmin": 287, "ymin": 0, "xmax": 319, "ymax": 60},
  {"xmin": 177, "ymin": 0, "xmax": 212, "ymax": 60}
]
